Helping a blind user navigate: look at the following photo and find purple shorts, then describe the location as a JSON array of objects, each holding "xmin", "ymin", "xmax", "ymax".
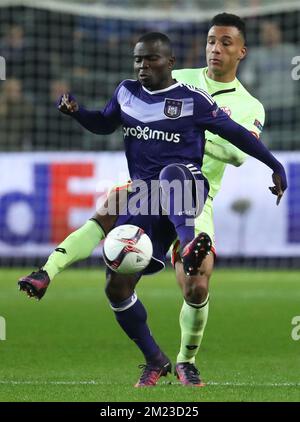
[{"xmin": 113, "ymin": 165, "xmax": 208, "ymax": 275}]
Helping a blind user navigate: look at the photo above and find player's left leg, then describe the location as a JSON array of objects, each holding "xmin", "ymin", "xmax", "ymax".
[
  {"xmin": 105, "ymin": 270, "xmax": 171, "ymax": 387},
  {"xmin": 159, "ymin": 163, "xmax": 211, "ymax": 276},
  {"xmin": 17, "ymin": 218, "xmax": 105, "ymax": 300}
]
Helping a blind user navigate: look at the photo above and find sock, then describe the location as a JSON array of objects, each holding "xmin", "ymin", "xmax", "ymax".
[
  {"xmin": 110, "ymin": 293, "xmax": 163, "ymax": 364},
  {"xmin": 43, "ymin": 219, "xmax": 105, "ymax": 280},
  {"xmin": 176, "ymin": 295, "xmax": 209, "ymax": 364},
  {"xmin": 159, "ymin": 164, "xmax": 196, "ymax": 247},
  {"xmin": 175, "ymin": 222, "xmax": 195, "ymax": 249}
]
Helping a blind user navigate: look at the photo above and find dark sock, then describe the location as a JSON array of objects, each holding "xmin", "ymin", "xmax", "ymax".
[
  {"xmin": 175, "ymin": 221, "xmax": 195, "ymax": 249},
  {"xmin": 110, "ymin": 294, "xmax": 162, "ymax": 363}
]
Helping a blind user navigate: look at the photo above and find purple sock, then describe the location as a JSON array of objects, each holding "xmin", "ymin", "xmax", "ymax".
[
  {"xmin": 110, "ymin": 294, "xmax": 162, "ymax": 363},
  {"xmin": 175, "ymin": 221, "xmax": 195, "ymax": 248}
]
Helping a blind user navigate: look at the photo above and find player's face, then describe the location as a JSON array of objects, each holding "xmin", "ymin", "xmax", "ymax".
[
  {"xmin": 133, "ymin": 41, "xmax": 175, "ymax": 90},
  {"xmin": 206, "ymin": 26, "xmax": 246, "ymax": 80}
]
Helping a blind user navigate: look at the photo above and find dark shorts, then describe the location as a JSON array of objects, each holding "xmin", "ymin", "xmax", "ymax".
[{"xmin": 113, "ymin": 164, "xmax": 208, "ymax": 275}]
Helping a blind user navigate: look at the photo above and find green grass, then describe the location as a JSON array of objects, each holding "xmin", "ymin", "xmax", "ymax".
[{"xmin": 0, "ymin": 268, "xmax": 299, "ymax": 402}]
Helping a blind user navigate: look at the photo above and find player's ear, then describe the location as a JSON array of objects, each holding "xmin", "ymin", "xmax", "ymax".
[
  {"xmin": 169, "ymin": 55, "xmax": 176, "ymax": 69},
  {"xmin": 238, "ymin": 46, "xmax": 247, "ymax": 61}
]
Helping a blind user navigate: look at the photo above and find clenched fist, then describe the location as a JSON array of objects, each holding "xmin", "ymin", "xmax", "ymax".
[{"xmin": 57, "ymin": 93, "xmax": 79, "ymax": 114}]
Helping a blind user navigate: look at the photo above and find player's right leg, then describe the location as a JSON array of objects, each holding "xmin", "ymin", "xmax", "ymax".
[
  {"xmin": 105, "ymin": 269, "xmax": 171, "ymax": 387},
  {"xmin": 18, "ymin": 183, "xmax": 131, "ymax": 300},
  {"xmin": 174, "ymin": 253, "xmax": 214, "ymax": 386}
]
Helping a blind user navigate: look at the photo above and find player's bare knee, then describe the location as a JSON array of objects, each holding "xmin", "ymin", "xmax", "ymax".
[
  {"xmin": 105, "ymin": 272, "xmax": 125, "ymax": 301},
  {"xmin": 175, "ymin": 253, "xmax": 213, "ymax": 302},
  {"xmin": 105, "ymin": 280, "xmax": 132, "ymax": 302},
  {"xmin": 91, "ymin": 212, "xmax": 116, "ymax": 235},
  {"xmin": 184, "ymin": 275, "xmax": 209, "ymax": 304},
  {"xmin": 105, "ymin": 271, "xmax": 139, "ymax": 303}
]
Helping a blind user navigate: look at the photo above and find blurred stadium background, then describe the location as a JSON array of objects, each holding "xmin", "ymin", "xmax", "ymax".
[
  {"xmin": 0, "ymin": 0, "xmax": 300, "ymax": 403},
  {"xmin": 0, "ymin": 0, "xmax": 300, "ymax": 268}
]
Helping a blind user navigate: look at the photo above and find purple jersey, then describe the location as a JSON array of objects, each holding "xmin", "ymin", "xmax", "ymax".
[
  {"xmin": 72, "ymin": 79, "xmax": 286, "ymax": 187},
  {"xmin": 99, "ymin": 79, "xmax": 226, "ymax": 181}
]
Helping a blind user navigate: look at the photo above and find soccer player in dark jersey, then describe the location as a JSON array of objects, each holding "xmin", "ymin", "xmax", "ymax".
[{"xmin": 19, "ymin": 32, "xmax": 287, "ymax": 386}]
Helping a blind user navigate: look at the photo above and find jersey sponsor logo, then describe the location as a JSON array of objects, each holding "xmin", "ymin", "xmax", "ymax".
[
  {"xmin": 220, "ymin": 106, "xmax": 232, "ymax": 117},
  {"xmin": 254, "ymin": 119, "xmax": 263, "ymax": 132},
  {"xmin": 164, "ymin": 99, "xmax": 183, "ymax": 118},
  {"xmin": 123, "ymin": 126, "xmax": 181, "ymax": 143}
]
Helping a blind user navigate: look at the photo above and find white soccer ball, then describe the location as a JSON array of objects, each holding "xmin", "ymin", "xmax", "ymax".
[{"xmin": 103, "ymin": 224, "xmax": 153, "ymax": 274}]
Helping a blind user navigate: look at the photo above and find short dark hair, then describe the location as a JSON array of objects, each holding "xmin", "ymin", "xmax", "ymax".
[
  {"xmin": 210, "ymin": 13, "xmax": 246, "ymax": 44},
  {"xmin": 137, "ymin": 32, "xmax": 173, "ymax": 55}
]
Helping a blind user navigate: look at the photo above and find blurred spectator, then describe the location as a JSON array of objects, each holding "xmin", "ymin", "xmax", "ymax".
[
  {"xmin": 181, "ymin": 32, "xmax": 207, "ymax": 68},
  {"xmin": 0, "ymin": 78, "xmax": 34, "ymax": 150},
  {"xmin": 0, "ymin": 25, "xmax": 30, "ymax": 80},
  {"xmin": 240, "ymin": 20, "xmax": 300, "ymax": 149},
  {"xmin": 74, "ymin": 15, "xmax": 136, "ymax": 76},
  {"xmin": 33, "ymin": 80, "xmax": 84, "ymax": 150}
]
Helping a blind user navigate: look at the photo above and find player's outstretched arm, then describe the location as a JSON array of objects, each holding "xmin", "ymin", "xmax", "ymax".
[
  {"xmin": 204, "ymin": 108, "xmax": 287, "ymax": 205},
  {"xmin": 57, "ymin": 93, "xmax": 121, "ymax": 135}
]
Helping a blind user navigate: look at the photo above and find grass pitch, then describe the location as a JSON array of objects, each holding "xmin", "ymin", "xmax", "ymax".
[{"xmin": 0, "ymin": 267, "xmax": 299, "ymax": 402}]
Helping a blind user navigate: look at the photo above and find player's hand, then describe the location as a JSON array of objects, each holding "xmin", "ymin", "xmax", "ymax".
[
  {"xmin": 269, "ymin": 171, "xmax": 287, "ymax": 205},
  {"xmin": 58, "ymin": 93, "xmax": 79, "ymax": 114}
]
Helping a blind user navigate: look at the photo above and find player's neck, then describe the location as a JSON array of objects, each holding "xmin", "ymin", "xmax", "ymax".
[
  {"xmin": 148, "ymin": 78, "xmax": 176, "ymax": 92},
  {"xmin": 207, "ymin": 69, "xmax": 237, "ymax": 83}
]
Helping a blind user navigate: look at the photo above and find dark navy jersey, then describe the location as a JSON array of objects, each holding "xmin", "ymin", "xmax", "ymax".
[
  {"xmin": 73, "ymin": 79, "xmax": 284, "ymax": 183},
  {"xmin": 96, "ymin": 79, "xmax": 231, "ymax": 181}
]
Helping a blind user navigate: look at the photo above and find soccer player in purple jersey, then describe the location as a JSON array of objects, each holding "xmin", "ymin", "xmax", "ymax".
[{"xmin": 19, "ymin": 32, "xmax": 287, "ymax": 386}]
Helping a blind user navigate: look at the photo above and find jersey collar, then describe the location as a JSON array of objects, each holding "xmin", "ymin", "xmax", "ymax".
[
  {"xmin": 142, "ymin": 81, "xmax": 180, "ymax": 95},
  {"xmin": 204, "ymin": 68, "xmax": 238, "ymax": 92}
]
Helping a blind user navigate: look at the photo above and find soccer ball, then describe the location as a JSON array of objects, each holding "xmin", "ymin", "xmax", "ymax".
[{"xmin": 103, "ymin": 224, "xmax": 153, "ymax": 274}]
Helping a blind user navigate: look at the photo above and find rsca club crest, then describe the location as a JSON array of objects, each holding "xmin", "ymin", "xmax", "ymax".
[{"xmin": 164, "ymin": 99, "xmax": 183, "ymax": 119}]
